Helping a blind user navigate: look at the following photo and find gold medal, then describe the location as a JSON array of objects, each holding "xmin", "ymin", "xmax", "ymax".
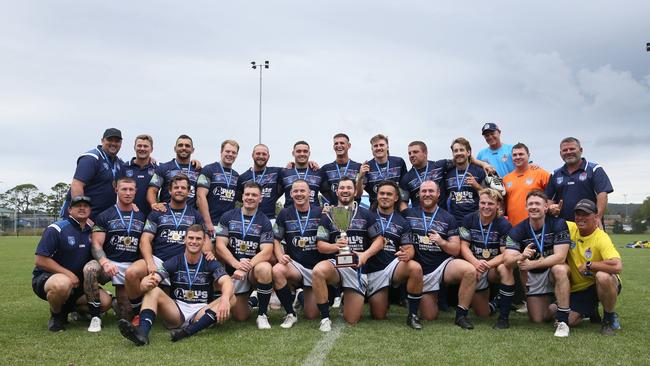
[
  {"xmin": 482, "ymin": 249, "xmax": 491, "ymax": 259},
  {"xmin": 421, "ymin": 235, "xmax": 430, "ymax": 244},
  {"xmin": 455, "ymin": 192, "xmax": 463, "ymax": 201},
  {"xmin": 171, "ymin": 232, "xmax": 181, "ymax": 241},
  {"xmin": 123, "ymin": 236, "xmax": 133, "ymax": 246},
  {"xmin": 297, "ymin": 238, "xmax": 307, "ymax": 248},
  {"xmin": 224, "ymin": 189, "xmax": 234, "ymax": 199},
  {"xmin": 186, "ymin": 290, "xmax": 195, "ymax": 300},
  {"xmin": 239, "ymin": 241, "xmax": 248, "ymax": 252}
]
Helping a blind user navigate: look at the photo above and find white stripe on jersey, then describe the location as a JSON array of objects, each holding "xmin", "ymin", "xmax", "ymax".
[
  {"xmin": 80, "ymin": 152, "xmax": 99, "ymax": 160},
  {"xmin": 48, "ymin": 224, "xmax": 62, "ymax": 232}
]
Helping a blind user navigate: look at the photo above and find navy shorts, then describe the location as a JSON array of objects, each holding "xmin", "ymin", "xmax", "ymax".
[
  {"xmin": 32, "ymin": 272, "xmax": 84, "ymax": 307},
  {"xmin": 570, "ymin": 280, "xmax": 622, "ymax": 317}
]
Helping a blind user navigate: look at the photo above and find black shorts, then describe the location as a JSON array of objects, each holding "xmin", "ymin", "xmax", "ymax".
[
  {"xmin": 32, "ymin": 272, "xmax": 84, "ymax": 306},
  {"xmin": 570, "ymin": 280, "xmax": 622, "ymax": 317}
]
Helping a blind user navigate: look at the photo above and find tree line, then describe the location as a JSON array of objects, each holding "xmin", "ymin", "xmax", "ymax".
[{"xmin": 0, "ymin": 183, "xmax": 70, "ymax": 216}]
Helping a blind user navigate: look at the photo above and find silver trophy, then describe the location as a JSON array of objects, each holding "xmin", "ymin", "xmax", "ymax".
[{"xmin": 328, "ymin": 202, "xmax": 358, "ymax": 267}]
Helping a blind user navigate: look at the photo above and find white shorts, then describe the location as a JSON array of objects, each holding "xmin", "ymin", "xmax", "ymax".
[
  {"xmin": 367, "ymin": 258, "xmax": 401, "ymax": 297},
  {"xmin": 422, "ymin": 257, "xmax": 454, "ymax": 294},
  {"xmin": 527, "ymin": 268, "xmax": 554, "ymax": 296},
  {"xmin": 476, "ymin": 271, "xmax": 490, "ymax": 291},
  {"xmin": 233, "ymin": 272, "xmax": 255, "ymax": 295},
  {"xmin": 328, "ymin": 259, "xmax": 368, "ymax": 296},
  {"xmin": 289, "ymin": 260, "xmax": 314, "ymax": 287},
  {"xmin": 175, "ymin": 300, "xmax": 207, "ymax": 328},
  {"xmin": 109, "ymin": 261, "xmax": 132, "ymax": 285},
  {"xmin": 153, "ymin": 256, "xmax": 171, "ymax": 286}
]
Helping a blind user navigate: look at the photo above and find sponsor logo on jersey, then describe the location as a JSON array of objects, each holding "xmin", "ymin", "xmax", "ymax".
[{"xmin": 67, "ymin": 236, "xmax": 76, "ymax": 246}]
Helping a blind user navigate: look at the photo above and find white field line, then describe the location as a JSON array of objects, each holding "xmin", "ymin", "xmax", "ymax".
[{"xmin": 301, "ymin": 319, "xmax": 345, "ymax": 366}]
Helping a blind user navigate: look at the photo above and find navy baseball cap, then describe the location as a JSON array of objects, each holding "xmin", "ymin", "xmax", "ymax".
[
  {"xmin": 481, "ymin": 123, "xmax": 500, "ymax": 135},
  {"xmin": 102, "ymin": 128, "xmax": 123, "ymax": 140},
  {"xmin": 70, "ymin": 195, "xmax": 92, "ymax": 207},
  {"xmin": 574, "ymin": 199, "xmax": 597, "ymax": 214}
]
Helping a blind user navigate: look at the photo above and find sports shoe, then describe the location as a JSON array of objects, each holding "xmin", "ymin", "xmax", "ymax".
[
  {"xmin": 88, "ymin": 316, "xmax": 102, "ymax": 332},
  {"xmin": 280, "ymin": 313, "xmax": 298, "ymax": 329},
  {"xmin": 332, "ymin": 296, "xmax": 342, "ymax": 309},
  {"xmin": 248, "ymin": 291, "xmax": 259, "ymax": 309},
  {"xmin": 454, "ymin": 316, "xmax": 474, "ymax": 330},
  {"xmin": 492, "ymin": 318, "xmax": 510, "ymax": 330},
  {"xmin": 554, "ymin": 321, "xmax": 570, "ymax": 337},
  {"xmin": 406, "ymin": 314, "xmax": 423, "ymax": 330},
  {"xmin": 611, "ymin": 312, "xmax": 621, "ymax": 330},
  {"xmin": 170, "ymin": 328, "xmax": 190, "ymax": 342},
  {"xmin": 600, "ymin": 321, "xmax": 616, "ymax": 336},
  {"xmin": 118, "ymin": 319, "xmax": 149, "ymax": 346},
  {"xmin": 516, "ymin": 302, "xmax": 528, "ymax": 314},
  {"xmin": 70, "ymin": 311, "xmax": 91, "ymax": 321},
  {"xmin": 131, "ymin": 314, "xmax": 140, "ymax": 327},
  {"xmin": 319, "ymin": 318, "xmax": 332, "ymax": 332},
  {"xmin": 48, "ymin": 314, "xmax": 66, "ymax": 332},
  {"xmin": 292, "ymin": 288, "xmax": 304, "ymax": 311},
  {"xmin": 256, "ymin": 314, "xmax": 271, "ymax": 329}
]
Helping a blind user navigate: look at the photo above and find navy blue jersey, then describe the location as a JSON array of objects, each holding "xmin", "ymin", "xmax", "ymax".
[
  {"xmin": 149, "ymin": 159, "xmax": 201, "ymax": 207},
  {"xmin": 403, "ymin": 206, "xmax": 459, "ymax": 275},
  {"xmin": 215, "ymin": 208, "xmax": 274, "ymax": 272},
  {"xmin": 280, "ymin": 167, "xmax": 322, "ymax": 208},
  {"xmin": 274, "ymin": 205, "xmax": 323, "ymax": 269},
  {"xmin": 196, "ymin": 162, "xmax": 239, "ymax": 224},
  {"xmin": 157, "ymin": 254, "xmax": 227, "ymax": 304},
  {"xmin": 236, "ymin": 167, "xmax": 283, "ymax": 219},
  {"xmin": 319, "ymin": 160, "xmax": 362, "ymax": 205},
  {"xmin": 64, "ymin": 146, "xmax": 124, "ymax": 219},
  {"xmin": 361, "ymin": 156, "xmax": 408, "ymax": 204},
  {"xmin": 459, "ymin": 212, "xmax": 512, "ymax": 260},
  {"xmin": 444, "ymin": 164, "xmax": 486, "ymax": 223},
  {"xmin": 400, "ymin": 159, "xmax": 449, "ymax": 208},
  {"xmin": 93, "ymin": 205, "xmax": 147, "ymax": 263},
  {"xmin": 119, "ymin": 158, "xmax": 157, "ymax": 218},
  {"xmin": 143, "ymin": 204, "xmax": 205, "ymax": 261},
  {"xmin": 365, "ymin": 210, "xmax": 413, "ymax": 273},
  {"xmin": 545, "ymin": 158, "xmax": 614, "ymax": 221},
  {"xmin": 505, "ymin": 216, "xmax": 571, "ymax": 274},
  {"xmin": 316, "ymin": 206, "xmax": 380, "ymax": 271},
  {"xmin": 33, "ymin": 218, "xmax": 92, "ymax": 278}
]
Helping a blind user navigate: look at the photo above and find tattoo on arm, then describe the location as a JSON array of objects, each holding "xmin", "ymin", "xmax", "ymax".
[{"xmin": 91, "ymin": 246, "xmax": 107, "ymax": 261}]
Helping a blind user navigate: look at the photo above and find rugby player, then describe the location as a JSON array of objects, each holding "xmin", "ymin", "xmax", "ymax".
[
  {"xmin": 403, "ymin": 181, "xmax": 477, "ymax": 329},
  {"xmin": 33, "ymin": 196, "xmax": 112, "ymax": 331},
  {"xmin": 236, "ymin": 144, "xmax": 283, "ymax": 222},
  {"xmin": 445, "ymin": 137, "xmax": 487, "ymax": 224},
  {"xmin": 196, "ymin": 139, "xmax": 240, "ymax": 237},
  {"xmin": 63, "ymin": 128, "xmax": 124, "ymax": 220},
  {"xmin": 566, "ymin": 199, "xmax": 622, "ymax": 335},
  {"xmin": 272, "ymin": 180, "xmax": 323, "ymax": 328},
  {"xmin": 399, "ymin": 141, "xmax": 450, "ymax": 209},
  {"xmin": 356, "ymin": 134, "xmax": 407, "ymax": 205},
  {"xmin": 319, "ymin": 133, "xmax": 362, "ymax": 205},
  {"xmin": 83, "ymin": 178, "xmax": 147, "ymax": 330},
  {"xmin": 118, "ymin": 224, "xmax": 235, "ymax": 345},
  {"xmin": 312, "ymin": 177, "xmax": 383, "ymax": 331},
  {"xmin": 458, "ymin": 188, "xmax": 514, "ymax": 329},
  {"xmin": 120, "ymin": 134, "xmax": 157, "ymax": 218},
  {"xmin": 214, "ymin": 181, "xmax": 275, "ymax": 329},
  {"xmin": 281, "ymin": 141, "xmax": 322, "ymax": 208},
  {"xmin": 545, "ymin": 137, "xmax": 613, "ymax": 225},
  {"xmin": 366, "ymin": 181, "xmax": 423, "ymax": 330},
  {"xmin": 503, "ymin": 190, "xmax": 572, "ymax": 337}
]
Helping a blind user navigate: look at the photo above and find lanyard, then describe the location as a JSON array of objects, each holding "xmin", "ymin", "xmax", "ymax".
[
  {"xmin": 169, "ymin": 204, "xmax": 188, "ymax": 230},
  {"xmin": 421, "ymin": 207, "xmax": 439, "ymax": 233},
  {"xmin": 218, "ymin": 163, "xmax": 232, "ymax": 188},
  {"xmin": 183, "ymin": 254, "xmax": 203, "ymax": 290},
  {"xmin": 455, "ymin": 167, "xmax": 469, "ymax": 191},
  {"xmin": 478, "ymin": 217, "xmax": 493, "ymax": 249},
  {"xmin": 415, "ymin": 162, "xmax": 430, "ymax": 184},
  {"xmin": 335, "ymin": 160, "xmax": 351, "ymax": 179},
  {"xmin": 240, "ymin": 210, "xmax": 257, "ymax": 240},
  {"xmin": 253, "ymin": 168, "xmax": 267, "ymax": 184},
  {"xmin": 528, "ymin": 221, "xmax": 546, "ymax": 254},
  {"xmin": 174, "ymin": 158, "xmax": 192, "ymax": 176},
  {"xmin": 114, "ymin": 205, "xmax": 134, "ymax": 235},
  {"xmin": 294, "ymin": 167, "xmax": 310, "ymax": 180},
  {"xmin": 294, "ymin": 206, "xmax": 311, "ymax": 236},
  {"xmin": 97, "ymin": 148, "xmax": 118, "ymax": 179},
  {"xmin": 374, "ymin": 159, "xmax": 391, "ymax": 180},
  {"xmin": 377, "ymin": 212, "xmax": 395, "ymax": 236}
]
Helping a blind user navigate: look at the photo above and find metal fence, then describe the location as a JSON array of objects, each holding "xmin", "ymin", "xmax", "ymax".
[{"xmin": 0, "ymin": 212, "xmax": 59, "ymax": 236}]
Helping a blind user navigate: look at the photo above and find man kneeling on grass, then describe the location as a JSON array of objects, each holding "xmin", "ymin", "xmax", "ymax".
[{"xmin": 119, "ymin": 224, "xmax": 235, "ymax": 345}]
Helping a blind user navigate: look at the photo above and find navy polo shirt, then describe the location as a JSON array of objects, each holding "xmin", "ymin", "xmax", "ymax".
[
  {"xmin": 119, "ymin": 158, "xmax": 157, "ymax": 218},
  {"xmin": 545, "ymin": 158, "xmax": 613, "ymax": 221},
  {"xmin": 280, "ymin": 167, "xmax": 322, "ymax": 208},
  {"xmin": 196, "ymin": 162, "xmax": 239, "ymax": 224},
  {"xmin": 64, "ymin": 146, "xmax": 124, "ymax": 219},
  {"xmin": 149, "ymin": 159, "xmax": 201, "ymax": 207},
  {"xmin": 33, "ymin": 218, "xmax": 93, "ymax": 278},
  {"xmin": 236, "ymin": 167, "xmax": 283, "ymax": 219}
]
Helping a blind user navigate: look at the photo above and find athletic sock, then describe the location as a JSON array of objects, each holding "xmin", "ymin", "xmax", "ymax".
[
  {"xmin": 88, "ymin": 300, "xmax": 101, "ymax": 318},
  {"xmin": 603, "ymin": 311, "xmax": 615, "ymax": 323},
  {"xmin": 185, "ymin": 309, "xmax": 216, "ymax": 336},
  {"xmin": 276, "ymin": 285, "xmax": 296, "ymax": 316},
  {"xmin": 455, "ymin": 305, "xmax": 469, "ymax": 320},
  {"xmin": 317, "ymin": 302, "xmax": 330, "ymax": 319},
  {"xmin": 138, "ymin": 309, "xmax": 156, "ymax": 336},
  {"xmin": 406, "ymin": 292, "xmax": 422, "ymax": 316},
  {"xmin": 556, "ymin": 307, "xmax": 570, "ymax": 324},
  {"xmin": 498, "ymin": 285, "xmax": 515, "ymax": 320},
  {"xmin": 256, "ymin": 283, "xmax": 273, "ymax": 316},
  {"xmin": 130, "ymin": 296, "xmax": 143, "ymax": 315}
]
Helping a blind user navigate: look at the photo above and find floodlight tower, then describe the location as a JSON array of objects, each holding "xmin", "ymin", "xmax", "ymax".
[{"xmin": 251, "ymin": 60, "xmax": 270, "ymax": 144}]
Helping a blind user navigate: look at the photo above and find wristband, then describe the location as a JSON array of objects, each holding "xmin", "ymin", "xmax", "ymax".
[{"xmin": 586, "ymin": 261, "xmax": 592, "ymax": 270}]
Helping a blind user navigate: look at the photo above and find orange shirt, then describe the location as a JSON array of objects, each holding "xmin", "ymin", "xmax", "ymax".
[{"xmin": 503, "ymin": 166, "xmax": 550, "ymax": 226}]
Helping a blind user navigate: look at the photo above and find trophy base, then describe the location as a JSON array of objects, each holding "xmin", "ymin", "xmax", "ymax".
[{"xmin": 335, "ymin": 252, "xmax": 357, "ymax": 268}]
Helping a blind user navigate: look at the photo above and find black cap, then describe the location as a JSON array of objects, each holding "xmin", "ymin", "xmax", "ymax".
[
  {"xmin": 102, "ymin": 128, "xmax": 122, "ymax": 140},
  {"xmin": 481, "ymin": 123, "xmax": 500, "ymax": 135},
  {"xmin": 70, "ymin": 195, "xmax": 92, "ymax": 207},
  {"xmin": 574, "ymin": 199, "xmax": 597, "ymax": 214}
]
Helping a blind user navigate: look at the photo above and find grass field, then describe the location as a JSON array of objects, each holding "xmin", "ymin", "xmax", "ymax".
[{"xmin": 1, "ymin": 234, "xmax": 649, "ymax": 365}]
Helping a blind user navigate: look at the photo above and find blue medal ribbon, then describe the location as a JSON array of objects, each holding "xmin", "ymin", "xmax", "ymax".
[
  {"xmin": 184, "ymin": 254, "xmax": 203, "ymax": 291},
  {"xmin": 377, "ymin": 211, "xmax": 394, "ymax": 236},
  {"xmin": 335, "ymin": 160, "xmax": 351, "ymax": 179},
  {"xmin": 294, "ymin": 167, "xmax": 310, "ymax": 180},
  {"xmin": 173, "ymin": 158, "xmax": 192, "ymax": 176},
  {"xmin": 252, "ymin": 167, "xmax": 267, "ymax": 184},
  {"xmin": 421, "ymin": 207, "xmax": 440, "ymax": 233},
  {"xmin": 240, "ymin": 210, "xmax": 257, "ymax": 240},
  {"xmin": 218, "ymin": 163, "xmax": 233, "ymax": 188},
  {"xmin": 294, "ymin": 206, "xmax": 311, "ymax": 236},
  {"xmin": 374, "ymin": 159, "xmax": 391, "ymax": 180},
  {"xmin": 169, "ymin": 204, "xmax": 188, "ymax": 230},
  {"xmin": 528, "ymin": 221, "xmax": 546, "ymax": 255},
  {"xmin": 97, "ymin": 148, "xmax": 118, "ymax": 179},
  {"xmin": 455, "ymin": 167, "xmax": 470, "ymax": 193},
  {"xmin": 478, "ymin": 216, "xmax": 493, "ymax": 250},
  {"xmin": 114, "ymin": 205, "xmax": 134, "ymax": 236},
  {"xmin": 415, "ymin": 162, "xmax": 430, "ymax": 184}
]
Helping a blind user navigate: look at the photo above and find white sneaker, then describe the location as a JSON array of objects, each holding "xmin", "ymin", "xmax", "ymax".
[
  {"xmin": 332, "ymin": 296, "xmax": 342, "ymax": 309},
  {"xmin": 292, "ymin": 288, "xmax": 304, "ymax": 311},
  {"xmin": 280, "ymin": 313, "xmax": 298, "ymax": 329},
  {"xmin": 88, "ymin": 316, "xmax": 102, "ymax": 332},
  {"xmin": 516, "ymin": 302, "xmax": 528, "ymax": 314},
  {"xmin": 319, "ymin": 317, "xmax": 332, "ymax": 332},
  {"xmin": 256, "ymin": 314, "xmax": 271, "ymax": 330},
  {"xmin": 554, "ymin": 321, "xmax": 570, "ymax": 337}
]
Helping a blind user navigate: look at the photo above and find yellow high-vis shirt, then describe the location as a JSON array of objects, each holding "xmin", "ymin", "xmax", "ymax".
[{"xmin": 567, "ymin": 221, "xmax": 621, "ymax": 292}]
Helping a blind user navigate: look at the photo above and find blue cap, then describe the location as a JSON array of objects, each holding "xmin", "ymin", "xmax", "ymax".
[{"xmin": 481, "ymin": 123, "xmax": 500, "ymax": 135}]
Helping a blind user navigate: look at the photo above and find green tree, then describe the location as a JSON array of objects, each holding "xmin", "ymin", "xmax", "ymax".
[
  {"xmin": 45, "ymin": 182, "xmax": 69, "ymax": 215},
  {"xmin": 631, "ymin": 196, "xmax": 650, "ymax": 233},
  {"xmin": 0, "ymin": 184, "xmax": 40, "ymax": 213}
]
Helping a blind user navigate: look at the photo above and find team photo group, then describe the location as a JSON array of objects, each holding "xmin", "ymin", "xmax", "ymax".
[{"xmin": 32, "ymin": 123, "xmax": 623, "ymax": 346}]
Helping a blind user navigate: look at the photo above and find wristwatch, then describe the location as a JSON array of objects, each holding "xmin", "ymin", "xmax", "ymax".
[{"xmin": 585, "ymin": 261, "xmax": 592, "ymax": 271}]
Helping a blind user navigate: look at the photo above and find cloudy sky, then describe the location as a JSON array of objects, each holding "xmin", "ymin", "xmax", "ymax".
[{"xmin": 1, "ymin": 1, "xmax": 649, "ymax": 203}]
